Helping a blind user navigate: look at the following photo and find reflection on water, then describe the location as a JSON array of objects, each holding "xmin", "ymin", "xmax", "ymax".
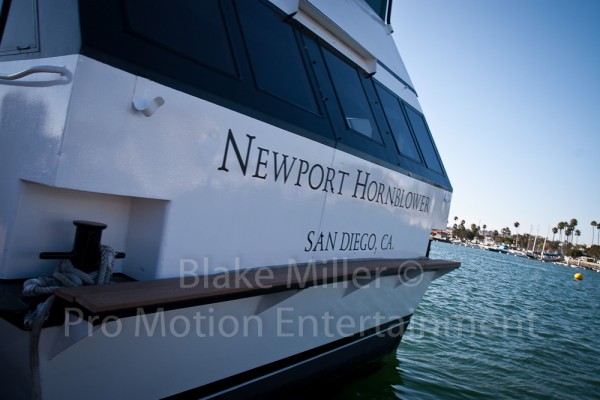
[{"xmin": 333, "ymin": 241, "xmax": 600, "ymax": 399}]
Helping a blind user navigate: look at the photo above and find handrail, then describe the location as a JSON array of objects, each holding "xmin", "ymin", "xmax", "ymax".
[{"xmin": 0, "ymin": 65, "xmax": 73, "ymax": 86}]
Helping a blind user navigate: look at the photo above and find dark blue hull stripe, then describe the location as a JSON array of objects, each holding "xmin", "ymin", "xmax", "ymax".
[{"xmin": 164, "ymin": 315, "xmax": 412, "ymax": 399}]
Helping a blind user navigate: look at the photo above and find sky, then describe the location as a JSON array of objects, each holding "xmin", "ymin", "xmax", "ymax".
[{"xmin": 392, "ymin": 0, "xmax": 600, "ymax": 246}]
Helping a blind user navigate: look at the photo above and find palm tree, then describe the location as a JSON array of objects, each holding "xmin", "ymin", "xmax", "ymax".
[
  {"xmin": 597, "ymin": 224, "xmax": 600, "ymax": 246},
  {"xmin": 592, "ymin": 221, "xmax": 598, "ymax": 247},
  {"xmin": 557, "ymin": 221, "xmax": 566, "ymax": 242},
  {"xmin": 569, "ymin": 219, "xmax": 578, "ymax": 244},
  {"xmin": 565, "ymin": 228, "xmax": 572, "ymax": 244},
  {"xmin": 569, "ymin": 218, "xmax": 578, "ymax": 229},
  {"xmin": 575, "ymin": 229, "xmax": 581, "ymax": 245},
  {"xmin": 514, "ymin": 221, "xmax": 520, "ymax": 249},
  {"xmin": 552, "ymin": 227, "xmax": 558, "ymax": 242}
]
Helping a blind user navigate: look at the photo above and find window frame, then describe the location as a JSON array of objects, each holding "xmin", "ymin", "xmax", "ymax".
[
  {"xmin": 372, "ymin": 79, "xmax": 451, "ymax": 189},
  {"xmin": 403, "ymin": 100, "xmax": 446, "ymax": 176},
  {"xmin": 234, "ymin": 0, "xmax": 321, "ymax": 116},
  {"xmin": 374, "ymin": 81, "xmax": 423, "ymax": 163},
  {"xmin": 308, "ymin": 41, "xmax": 402, "ymax": 167}
]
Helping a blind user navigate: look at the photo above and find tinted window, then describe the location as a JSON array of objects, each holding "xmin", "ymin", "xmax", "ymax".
[
  {"xmin": 236, "ymin": 1, "xmax": 319, "ymax": 114},
  {"xmin": 124, "ymin": 0, "xmax": 237, "ymax": 77},
  {"xmin": 0, "ymin": 0, "xmax": 8, "ymax": 46},
  {"xmin": 322, "ymin": 48, "xmax": 382, "ymax": 142},
  {"xmin": 405, "ymin": 106, "xmax": 443, "ymax": 174},
  {"xmin": 0, "ymin": 0, "xmax": 38, "ymax": 55},
  {"xmin": 365, "ymin": 0, "xmax": 388, "ymax": 21},
  {"xmin": 376, "ymin": 85, "xmax": 421, "ymax": 161}
]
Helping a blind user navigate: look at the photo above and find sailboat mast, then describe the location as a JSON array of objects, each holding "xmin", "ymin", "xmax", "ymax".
[
  {"xmin": 540, "ymin": 226, "xmax": 550, "ymax": 261},
  {"xmin": 532, "ymin": 226, "xmax": 539, "ymax": 255}
]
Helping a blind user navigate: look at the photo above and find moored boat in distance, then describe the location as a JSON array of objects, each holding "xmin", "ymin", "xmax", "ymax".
[
  {"xmin": 0, "ymin": 1, "xmax": 459, "ymax": 398},
  {"xmin": 486, "ymin": 244, "xmax": 510, "ymax": 253},
  {"xmin": 541, "ymin": 252, "xmax": 565, "ymax": 263},
  {"xmin": 507, "ymin": 248, "xmax": 528, "ymax": 258}
]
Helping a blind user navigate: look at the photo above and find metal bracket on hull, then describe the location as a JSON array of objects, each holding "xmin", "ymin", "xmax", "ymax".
[
  {"xmin": 132, "ymin": 96, "xmax": 165, "ymax": 117},
  {"xmin": 255, "ymin": 290, "xmax": 300, "ymax": 315}
]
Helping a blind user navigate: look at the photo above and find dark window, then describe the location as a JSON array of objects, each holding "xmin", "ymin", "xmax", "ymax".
[
  {"xmin": 404, "ymin": 105, "xmax": 443, "ymax": 174},
  {"xmin": 235, "ymin": 1, "xmax": 319, "ymax": 114},
  {"xmin": 0, "ymin": 0, "xmax": 38, "ymax": 56},
  {"xmin": 322, "ymin": 48, "xmax": 382, "ymax": 142},
  {"xmin": 124, "ymin": 0, "xmax": 237, "ymax": 77},
  {"xmin": 376, "ymin": 85, "xmax": 421, "ymax": 161},
  {"xmin": 0, "ymin": 0, "xmax": 10, "ymax": 46},
  {"xmin": 365, "ymin": 0, "xmax": 388, "ymax": 21}
]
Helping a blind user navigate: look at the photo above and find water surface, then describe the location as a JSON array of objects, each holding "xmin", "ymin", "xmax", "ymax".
[{"xmin": 336, "ymin": 241, "xmax": 600, "ymax": 399}]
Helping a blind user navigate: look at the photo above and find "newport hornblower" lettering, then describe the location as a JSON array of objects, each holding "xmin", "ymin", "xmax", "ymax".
[
  {"xmin": 218, "ymin": 129, "xmax": 349, "ymax": 194},
  {"xmin": 352, "ymin": 170, "xmax": 430, "ymax": 213},
  {"xmin": 217, "ymin": 129, "xmax": 431, "ymax": 213}
]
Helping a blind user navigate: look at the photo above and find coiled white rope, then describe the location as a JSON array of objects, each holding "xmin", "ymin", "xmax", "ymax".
[
  {"xmin": 23, "ymin": 245, "xmax": 116, "ymax": 326},
  {"xmin": 23, "ymin": 245, "xmax": 117, "ymax": 399}
]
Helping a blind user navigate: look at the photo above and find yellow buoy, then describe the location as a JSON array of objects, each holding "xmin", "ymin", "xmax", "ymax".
[{"xmin": 574, "ymin": 272, "xmax": 583, "ymax": 280}]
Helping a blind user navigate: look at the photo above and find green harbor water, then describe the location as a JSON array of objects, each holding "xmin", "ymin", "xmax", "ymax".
[{"xmin": 334, "ymin": 241, "xmax": 600, "ymax": 399}]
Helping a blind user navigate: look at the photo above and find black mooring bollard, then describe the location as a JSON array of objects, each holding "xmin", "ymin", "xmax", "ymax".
[{"xmin": 39, "ymin": 220, "xmax": 125, "ymax": 273}]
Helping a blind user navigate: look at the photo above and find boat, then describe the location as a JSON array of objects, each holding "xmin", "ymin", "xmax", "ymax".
[
  {"xmin": 508, "ymin": 248, "xmax": 528, "ymax": 258},
  {"xmin": 526, "ymin": 227, "xmax": 563, "ymax": 262},
  {"xmin": 0, "ymin": 1, "xmax": 459, "ymax": 398},
  {"xmin": 486, "ymin": 243, "xmax": 509, "ymax": 253},
  {"xmin": 430, "ymin": 229, "xmax": 451, "ymax": 243},
  {"xmin": 541, "ymin": 252, "xmax": 564, "ymax": 263},
  {"xmin": 526, "ymin": 230, "xmax": 539, "ymax": 259},
  {"xmin": 538, "ymin": 228, "xmax": 564, "ymax": 262}
]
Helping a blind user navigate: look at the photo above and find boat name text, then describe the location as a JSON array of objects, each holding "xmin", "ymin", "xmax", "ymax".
[{"xmin": 218, "ymin": 130, "xmax": 430, "ymax": 213}]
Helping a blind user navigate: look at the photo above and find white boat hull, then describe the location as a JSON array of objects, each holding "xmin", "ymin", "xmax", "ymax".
[
  {"xmin": 0, "ymin": 268, "xmax": 449, "ymax": 399},
  {"xmin": 0, "ymin": 1, "xmax": 459, "ymax": 397}
]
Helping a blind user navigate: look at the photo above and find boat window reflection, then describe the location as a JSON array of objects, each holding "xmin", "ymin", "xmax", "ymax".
[
  {"xmin": 322, "ymin": 48, "xmax": 382, "ymax": 142},
  {"xmin": 124, "ymin": 0, "xmax": 237, "ymax": 77},
  {"xmin": 405, "ymin": 106, "xmax": 444, "ymax": 174},
  {"xmin": 376, "ymin": 85, "xmax": 422, "ymax": 162},
  {"xmin": 236, "ymin": 0, "xmax": 319, "ymax": 114}
]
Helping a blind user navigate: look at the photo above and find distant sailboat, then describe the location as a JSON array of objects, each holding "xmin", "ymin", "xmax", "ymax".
[
  {"xmin": 527, "ymin": 226, "xmax": 539, "ymax": 259},
  {"xmin": 540, "ymin": 227, "xmax": 564, "ymax": 262},
  {"xmin": 540, "ymin": 228, "xmax": 549, "ymax": 261}
]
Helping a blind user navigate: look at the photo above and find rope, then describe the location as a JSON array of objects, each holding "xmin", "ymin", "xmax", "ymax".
[
  {"xmin": 23, "ymin": 245, "xmax": 117, "ymax": 399},
  {"xmin": 23, "ymin": 246, "xmax": 116, "ymax": 326}
]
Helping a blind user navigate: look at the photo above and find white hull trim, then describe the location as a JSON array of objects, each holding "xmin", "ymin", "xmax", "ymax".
[{"xmin": 0, "ymin": 261, "xmax": 459, "ymax": 399}]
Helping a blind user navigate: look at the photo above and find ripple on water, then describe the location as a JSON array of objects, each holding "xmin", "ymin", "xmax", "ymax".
[{"xmin": 334, "ymin": 242, "xmax": 600, "ymax": 400}]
